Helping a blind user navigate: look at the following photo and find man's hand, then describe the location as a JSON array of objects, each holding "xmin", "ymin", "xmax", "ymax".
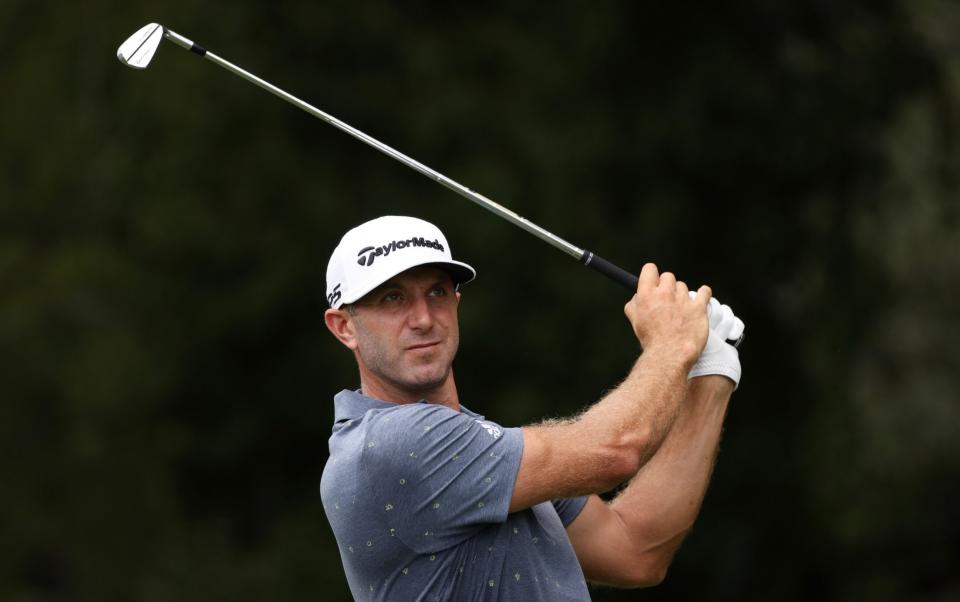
[
  {"xmin": 688, "ymin": 295, "xmax": 744, "ymax": 387},
  {"xmin": 624, "ymin": 263, "xmax": 711, "ymax": 366},
  {"xmin": 706, "ymin": 297, "xmax": 745, "ymax": 342}
]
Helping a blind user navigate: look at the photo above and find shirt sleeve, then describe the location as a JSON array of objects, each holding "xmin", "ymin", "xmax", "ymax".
[
  {"xmin": 360, "ymin": 403, "xmax": 524, "ymax": 554},
  {"xmin": 551, "ymin": 496, "xmax": 589, "ymax": 527}
]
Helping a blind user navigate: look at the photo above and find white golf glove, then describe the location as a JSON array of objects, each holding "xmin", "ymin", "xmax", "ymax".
[
  {"xmin": 694, "ymin": 294, "xmax": 745, "ymax": 343},
  {"xmin": 688, "ymin": 292, "xmax": 743, "ymax": 388}
]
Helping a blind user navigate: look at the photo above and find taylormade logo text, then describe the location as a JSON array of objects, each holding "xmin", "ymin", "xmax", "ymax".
[{"xmin": 356, "ymin": 237, "xmax": 445, "ymax": 267}]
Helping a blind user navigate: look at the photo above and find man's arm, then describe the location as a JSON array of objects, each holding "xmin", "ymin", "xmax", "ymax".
[
  {"xmin": 508, "ymin": 263, "xmax": 710, "ymax": 512},
  {"xmin": 564, "ymin": 374, "xmax": 734, "ymax": 587}
]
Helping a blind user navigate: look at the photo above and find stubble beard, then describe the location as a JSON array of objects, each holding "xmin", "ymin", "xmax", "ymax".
[{"xmin": 356, "ymin": 326, "xmax": 459, "ymax": 395}]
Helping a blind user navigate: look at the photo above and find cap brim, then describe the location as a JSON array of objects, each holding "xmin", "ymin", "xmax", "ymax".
[{"xmin": 431, "ymin": 261, "xmax": 476, "ymax": 287}]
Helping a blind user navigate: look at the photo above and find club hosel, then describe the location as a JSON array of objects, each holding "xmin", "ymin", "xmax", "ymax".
[{"xmin": 164, "ymin": 29, "xmax": 199, "ymax": 54}]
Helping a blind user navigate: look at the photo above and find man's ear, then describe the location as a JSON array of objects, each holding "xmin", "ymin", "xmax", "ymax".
[{"xmin": 324, "ymin": 308, "xmax": 359, "ymax": 350}]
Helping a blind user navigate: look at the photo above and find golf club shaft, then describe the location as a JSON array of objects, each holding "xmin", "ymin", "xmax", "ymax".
[{"xmin": 161, "ymin": 28, "xmax": 641, "ymax": 292}]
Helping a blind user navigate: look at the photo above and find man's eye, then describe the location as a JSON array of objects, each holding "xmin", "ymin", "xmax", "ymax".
[
  {"xmin": 382, "ymin": 292, "xmax": 402, "ymax": 302},
  {"xmin": 428, "ymin": 287, "xmax": 447, "ymax": 297}
]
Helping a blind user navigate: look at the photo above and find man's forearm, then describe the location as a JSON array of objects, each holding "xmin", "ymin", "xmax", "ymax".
[
  {"xmin": 511, "ymin": 268, "xmax": 713, "ymax": 511},
  {"xmin": 608, "ymin": 375, "xmax": 733, "ymax": 559},
  {"xmin": 512, "ymin": 347, "xmax": 695, "ymax": 510},
  {"xmin": 564, "ymin": 346, "xmax": 697, "ymax": 482}
]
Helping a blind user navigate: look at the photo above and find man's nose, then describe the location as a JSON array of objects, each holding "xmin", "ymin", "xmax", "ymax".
[{"xmin": 406, "ymin": 294, "xmax": 434, "ymax": 329}]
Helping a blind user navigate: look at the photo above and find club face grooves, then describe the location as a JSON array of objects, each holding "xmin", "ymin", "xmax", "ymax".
[{"xmin": 116, "ymin": 23, "xmax": 164, "ymax": 68}]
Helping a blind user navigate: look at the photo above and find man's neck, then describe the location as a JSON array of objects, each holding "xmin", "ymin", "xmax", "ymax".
[{"xmin": 359, "ymin": 374, "xmax": 461, "ymax": 412}]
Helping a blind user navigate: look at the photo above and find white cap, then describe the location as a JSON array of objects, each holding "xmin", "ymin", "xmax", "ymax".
[{"xmin": 325, "ymin": 216, "xmax": 476, "ymax": 308}]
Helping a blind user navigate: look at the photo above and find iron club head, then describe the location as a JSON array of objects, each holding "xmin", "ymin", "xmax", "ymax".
[{"xmin": 117, "ymin": 23, "xmax": 164, "ymax": 68}]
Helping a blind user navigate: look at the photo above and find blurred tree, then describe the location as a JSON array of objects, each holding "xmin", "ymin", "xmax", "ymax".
[{"xmin": 1, "ymin": 1, "xmax": 958, "ymax": 601}]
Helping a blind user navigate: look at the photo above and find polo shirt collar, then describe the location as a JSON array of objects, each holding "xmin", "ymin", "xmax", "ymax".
[{"xmin": 333, "ymin": 388, "xmax": 481, "ymax": 425}]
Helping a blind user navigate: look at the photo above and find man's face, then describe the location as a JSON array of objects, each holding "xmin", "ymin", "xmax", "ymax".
[{"xmin": 346, "ymin": 266, "xmax": 461, "ymax": 394}]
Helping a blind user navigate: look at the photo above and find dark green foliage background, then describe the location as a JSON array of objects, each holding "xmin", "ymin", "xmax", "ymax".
[{"xmin": 2, "ymin": 1, "xmax": 958, "ymax": 600}]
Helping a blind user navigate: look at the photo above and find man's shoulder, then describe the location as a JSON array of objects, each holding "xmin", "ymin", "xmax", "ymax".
[{"xmin": 359, "ymin": 402, "xmax": 470, "ymax": 445}]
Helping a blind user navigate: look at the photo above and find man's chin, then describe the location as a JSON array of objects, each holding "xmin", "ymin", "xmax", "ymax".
[{"xmin": 402, "ymin": 368, "xmax": 450, "ymax": 393}]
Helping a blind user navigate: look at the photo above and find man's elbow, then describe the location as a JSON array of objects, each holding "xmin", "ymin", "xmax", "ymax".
[
  {"xmin": 595, "ymin": 428, "xmax": 657, "ymax": 489},
  {"xmin": 597, "ymin": 447, "xmax": 642, "ymax": 490},
  {"xmin": 618, "ymin": 551, "xmax": 674, "ymax": 589},
  {"xmin": 628, "ymin": 565, "xmax": 669, "ymax": 589}
]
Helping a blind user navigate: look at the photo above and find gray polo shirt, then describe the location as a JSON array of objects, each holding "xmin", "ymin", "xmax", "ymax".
[{"xmin": 321, "ymin": 389, "xmax": 591, "ymax": 601}]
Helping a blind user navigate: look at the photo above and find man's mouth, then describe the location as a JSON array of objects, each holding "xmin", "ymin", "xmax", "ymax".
[{"xmin": 406, "ymin": 341, "xmax": 440, "ymax": 351}]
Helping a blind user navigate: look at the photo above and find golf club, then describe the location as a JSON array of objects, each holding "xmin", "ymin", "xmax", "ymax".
[{"xmin": 116, "ymin": 23, "xmax": 744, "ymax": 345}]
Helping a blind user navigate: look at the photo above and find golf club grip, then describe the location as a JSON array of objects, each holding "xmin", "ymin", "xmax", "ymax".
[
  {"xmin": 582, "ymin": 251, "xmax": 639, "ymax": 291},
  {"xmin": 583, "ymin": 251, "xmax": 745, "ymax": 348}
]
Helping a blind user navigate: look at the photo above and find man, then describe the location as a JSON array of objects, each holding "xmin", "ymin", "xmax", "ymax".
[{"xmin": 320, "ymin": 215, "xmax": 742, "ymax": 601}]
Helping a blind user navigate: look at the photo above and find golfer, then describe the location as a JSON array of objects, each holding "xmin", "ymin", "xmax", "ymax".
[{"xmin": 320, "ymin": 215, "xmax": 742, "ymax": 600}]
